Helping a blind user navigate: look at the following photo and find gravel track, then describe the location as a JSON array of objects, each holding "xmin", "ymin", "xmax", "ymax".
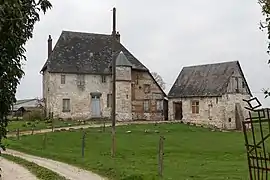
[
  {"xmin": 0, "ymin": 156, "xmax": 38, "ymax": 180},
  {"xmin": 2, "ymin": 149, "xmax": 107, "ymax": 180}
]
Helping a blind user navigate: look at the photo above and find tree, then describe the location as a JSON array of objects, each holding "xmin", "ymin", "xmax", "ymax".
[
  {"xmin": 259, "ymin": 1, "xmax": 270, "ymax": 97},
  {"xmin": 151, "ymin": 72, "xmax": 166, "ymax": 90},
  {"xmin": 0, "ymin": 0, "xmax": 52, "ymax": 153}
]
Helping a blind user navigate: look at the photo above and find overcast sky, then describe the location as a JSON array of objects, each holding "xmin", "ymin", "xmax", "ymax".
[{"xmin": 16, "ymin": 0, "xmax": 270, "ymax": 107}]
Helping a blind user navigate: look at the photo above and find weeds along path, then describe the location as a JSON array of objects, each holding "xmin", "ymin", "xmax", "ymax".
[
  {"xmin": 0, "ymin": 156, "xmax": 38, "ymax": 180},
  {"xmin": 3, "ymin": 149, "xmax": 107, "ymax": 180},
  {"xmin": 7, "ymin": 120, "xmax": 177, "ymax": 137}
]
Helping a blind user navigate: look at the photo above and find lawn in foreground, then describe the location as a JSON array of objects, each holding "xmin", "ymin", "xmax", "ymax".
[{"xmin": 6, "ymin": 123, "xmax": 249, "ymax": 180}]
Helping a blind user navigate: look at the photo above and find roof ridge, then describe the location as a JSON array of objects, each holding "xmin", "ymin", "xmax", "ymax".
[
  {"xmin": 183, "ymin": 60, "xmax": 239, "ymax": 69},
  {"xmin": 62, "ymin": 30, "xmax": 111, "ymax": 37}
]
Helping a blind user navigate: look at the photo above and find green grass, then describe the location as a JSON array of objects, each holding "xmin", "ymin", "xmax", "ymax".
[
  {"xmin": 7, "ymin": 119, "xmax": 86, "ymax": 132},
  {"xmin": 1, "ymin": 154, "xmax": 66, "ymax": 180},
  {"xmin": 6, "ymin": 123, "xmax": 250, "ymax": 180}
]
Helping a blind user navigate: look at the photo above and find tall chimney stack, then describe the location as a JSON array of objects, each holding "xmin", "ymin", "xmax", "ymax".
[
  {"xmin": 116, "ymin": 31, "xmax": 120, "ymax": 42},
  {"xmin": 48, "ymin": 35, "xmax": 52, "ymax": 58}
]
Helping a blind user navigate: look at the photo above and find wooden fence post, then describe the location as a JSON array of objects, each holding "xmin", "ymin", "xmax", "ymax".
[
  {"xmin": 43, "ymin": 133, "xmax": 47, "ymax": 149},
  {"xmin": 51, "ymin": 118, "xmax": 54, "ymax": 132},
  {"xmin": 82, "ymin": 131, "xmax": 86, "ymax": 158},
  {"xmin": 103, "ymin": 119, "xmax": 105, "ymax": 132},
  {"xmin": 158, "ymin": 136, "xmax": 165, "ymax": 177},
  {"xmin": 31, "ymin": 128, "xmax": 34, "ymax": 135},
  {"xmin": 16, "ymin": 128, "xmax": 20, "ymax": 140}
]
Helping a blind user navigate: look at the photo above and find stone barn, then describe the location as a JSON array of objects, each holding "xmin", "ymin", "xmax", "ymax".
[
  {"xmin": 167, "ymin": 61, "xmax": 252, "ymax": 130},
  {"xmin": 40, "ymin": 30, "xmax": 166, "ymax": 121}
]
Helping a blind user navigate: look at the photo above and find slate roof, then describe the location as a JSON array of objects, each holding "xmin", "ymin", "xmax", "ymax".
[
  {"xmin": 15, "ymin": 99, "xmax": 37, "ymax": 105},
  {"xmin": 41, "ymin": 31, "xmax": 148, "ymax": 74},
  {"xmin": 168, "ymin": 61, "xmax": 252, "ymax": 98},
  {"xmin": 116, "ymin": 51, "xmax": 132, "ymax": 67}
]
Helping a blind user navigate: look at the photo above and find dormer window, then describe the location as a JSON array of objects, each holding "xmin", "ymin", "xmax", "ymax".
[{"xmin": 90, "ymin": 52, "xmax": 94, "ymax": 57}]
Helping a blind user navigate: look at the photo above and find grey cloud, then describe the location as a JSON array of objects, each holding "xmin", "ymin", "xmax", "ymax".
[{"xmin": 16, "ymin": 0, "xmax": 270, "ymax": 107}]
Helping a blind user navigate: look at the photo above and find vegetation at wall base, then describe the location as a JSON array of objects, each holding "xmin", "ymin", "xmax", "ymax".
[
  {"xmin": 6, "ymin": 123, "xmax": 251, "ymax": 180},
  {"xmin": 1, "ymin": 153, "xmax": 66, "ymax": 180}
]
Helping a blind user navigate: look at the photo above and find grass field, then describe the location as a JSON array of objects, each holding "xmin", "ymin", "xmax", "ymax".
[
  {"xmin": 2, "ymin": 154, "xmax": 66, "ymax": 180},
  {"xmin": 6, "ymin": 119, "xmax": 100, "ymax": 132},
  {"xmin": 5, "ymin": 123, "xmax": 250, "ymax": 180}
]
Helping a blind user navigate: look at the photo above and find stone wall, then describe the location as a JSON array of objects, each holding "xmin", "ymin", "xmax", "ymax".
[
  {"xmin": 222, "ymin": 93, "xmax": 251, "ymax": 129},
  {"xmin": 168, "ymin": 93, "xmax": 251, "ymax": 129},
  {"xmin": 42, "ymin": 71, "xmax": 49, "ymax": 116},
  {"xmin": 43, "ymin": 72, "xmax": 111, "ymax": 119},
  {"xmin": 131, "ymin": 70, "xmax": 165, "ymax": 121},
  {"xmin": 43, "ymin": 68, "xmax": 165, "ymax": 121},
  {"xmin": 116, "ymin": 66, "xmax": 132, "ymax": 121}
]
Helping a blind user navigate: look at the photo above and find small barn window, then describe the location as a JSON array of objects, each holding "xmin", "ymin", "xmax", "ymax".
[
  {"xmin": 191, "ymin": 100, "xmax": 199, "ymax": 114},
  {"xmin": 62, "ymin": 99, "xmax": 70, "ymax": 112},
  {"xmin": 61, "ymin": 75, "xmax": 65, "ymax": 84},
  {"xmin": 216, "ymin": 97, "xmax": 218, "ymax": 104},
  {"xmin": 144, "ymin": 84, "xmax": 150, "ymax": 93},
  {"xmin": 242, "ymin": 81, "xmax": 245, "ymax": 88},
  {"xmin": 107, "ymin": 94, "xmax": 112, "ymax": 107},
  {"xmin": 143, "ymin": 100, "xmax": 150, "ymax": 112},
  {"xmin": 156, "ymin": 100, "xmax": 163, "ymax": 111},
  {"xmin": 101, "ymin": 75, "xmax": 106, "ymax": 83},
  {"xmin": 136, "ymin": 74, "xmax": 139, "ymax": 85}
]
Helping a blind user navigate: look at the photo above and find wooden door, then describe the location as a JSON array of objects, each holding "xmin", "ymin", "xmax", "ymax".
[
  {"xmin": 163, "ymin": 100, "xmax": 168, "ymax": 120},
  {"xmin": 174, "ymin": 102, "xmax": 183, "ymax": 120}
]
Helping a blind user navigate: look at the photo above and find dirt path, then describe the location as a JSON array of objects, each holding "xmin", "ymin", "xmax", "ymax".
[
  {"xmin": 0, "ymin": 156, "xmax": 38, "ymax": 180},
  {"xmin": 2, "ymin": 149, "xmax": 107, "ymax": 180},
  {"xmin": 7, "ymin": 120, "xmax": 179, "ymax": 137}
]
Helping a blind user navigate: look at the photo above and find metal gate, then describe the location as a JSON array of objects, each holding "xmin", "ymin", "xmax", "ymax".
[{"xmin": 242, "ymin": 97, "xmax": 270, "ymax": 180}]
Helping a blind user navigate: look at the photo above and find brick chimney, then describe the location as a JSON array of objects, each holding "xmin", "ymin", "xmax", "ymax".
[
  {"xmin": 48, "ymin": 35, "xmax": 52, "ymax": 58},
  {"xmin": 116, "ymin": 31, "xmax": 120, "ymax": 42}
]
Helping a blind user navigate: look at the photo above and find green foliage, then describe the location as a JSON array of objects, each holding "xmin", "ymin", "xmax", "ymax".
[
  {"xmin": 0, "ymin": 0, "xmax": 52, "ymax": 152},
  {"xmin": 23, "ymin": 110, "xmax": 44, "ymax": 121},
  {"xmin": 259, "ymin": 1, "xmax": 270, "ymax": 97},
  {"xmin": 2, "ymin": 154, "xmax": 66, "ymax": 180}
]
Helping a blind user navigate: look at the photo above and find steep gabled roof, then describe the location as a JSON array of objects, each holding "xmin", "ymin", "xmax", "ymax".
[
  {"xmin": 41, "ymin": 31, "xmax": 148, "ymax": 74},
  {"xmin": 116, "ymin": 51, "xmax": 132, "ymax": 67},
  {"xmin": 168, "ymin": 61, "xmax": 252, "ymax": 98}
]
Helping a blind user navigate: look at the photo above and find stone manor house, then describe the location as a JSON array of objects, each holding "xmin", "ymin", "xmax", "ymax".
[
  {"xmin": 168, "ymin": 61, "xmax": 252, "ymax": 130},
  {"xmin": 40, "ymin": 30, "xmax": 167, "ymax": 121},
  {"xmin": 40, "ymin": 30, "xmax": 252, "ymax": 130}
]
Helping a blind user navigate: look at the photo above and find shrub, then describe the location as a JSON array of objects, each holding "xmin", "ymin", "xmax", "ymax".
[{"xmin": 23, "ymin": 109, "xmax": 44, "ymax": 121}]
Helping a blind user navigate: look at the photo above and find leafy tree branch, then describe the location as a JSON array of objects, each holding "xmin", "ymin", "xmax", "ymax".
[{"xmin": 0, "ymin": 0, "xmax": 52, "ymax": 153}]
